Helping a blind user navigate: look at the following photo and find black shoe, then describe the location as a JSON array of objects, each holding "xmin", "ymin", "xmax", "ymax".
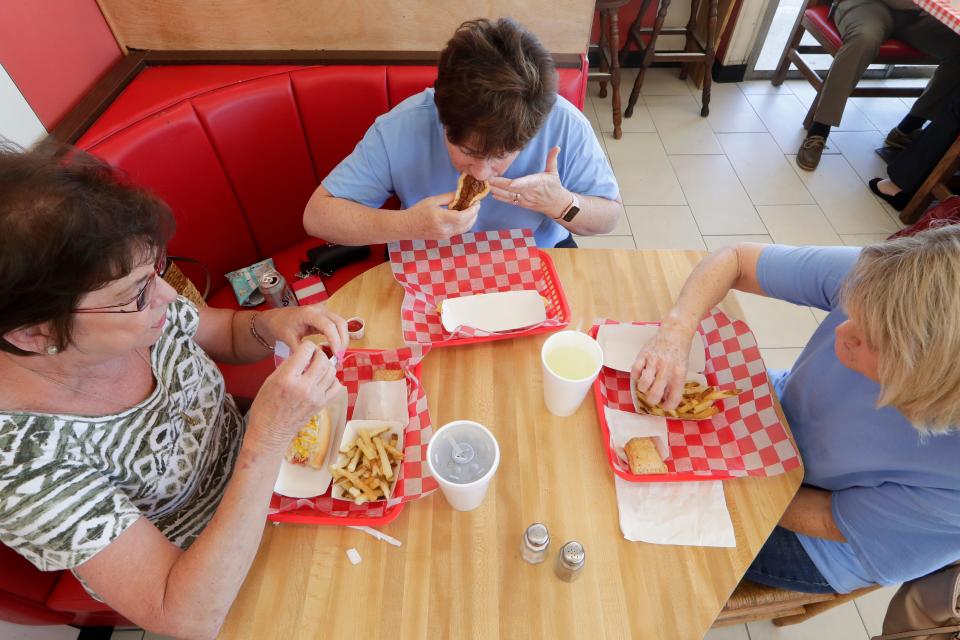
[{"xmin": 868, "ymin": 178, "xmax": 910, "ymax": 211}]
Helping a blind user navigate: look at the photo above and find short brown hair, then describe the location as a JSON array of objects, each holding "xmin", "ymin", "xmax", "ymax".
[
  {"xmin": 435, "ymin": 18, "xmax": 557, "ymax": 157},
  {"xmin": 0, "ymin": 140, "xmax": 175, "ymax": 355}
]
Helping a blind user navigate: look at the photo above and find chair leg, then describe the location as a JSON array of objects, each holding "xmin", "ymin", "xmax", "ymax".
[
  {"xmin": 625, "ymin": 0, "xmax": 672, "ymax": 118},
  {"xmin": 899, "ymin": 136, "xmax": 960, "ymax": 224},
  {"xmin": 803, "ymin": 84, "xmax": 823, "ymax": 130},
  {"xmin": 610, "ymin": 8, "xmax": 624, "ymax": 138},
  {"xmin": 772, "ymin": 5, "xmax": 809, "ymax": 86},
  {"xmin": 599, "ymin": 9, "xmax": 610, "ymax": 99},
  {"xmin": 679, "ymin": 0, "xmax": 700, "ymax": 80},
  {"xmin": 701, "ymin": 0, "xmax": 719, "ymax": 117}
]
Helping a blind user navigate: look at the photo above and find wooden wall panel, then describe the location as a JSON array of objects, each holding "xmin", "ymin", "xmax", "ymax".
[{"xmin": 96, "ymin": 0, "xmax": 596, "ymax": 54}]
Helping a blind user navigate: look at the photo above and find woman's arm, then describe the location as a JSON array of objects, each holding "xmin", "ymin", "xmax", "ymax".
[
  {"xmin": 632, "ymin": 243, "xmax": 769, "ymax": 409},
  {"xmin": 193, "ymin": 304, "xmax": 349, "ymax": 365},
  {"xmin": 75, "ymin": 342, "xmax": 338, "ymax": 640},
  {"xmin": 778, "ymin": 487, "xmax": 846, "ymax": 542}
]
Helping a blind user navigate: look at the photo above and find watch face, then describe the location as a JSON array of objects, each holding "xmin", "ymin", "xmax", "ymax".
[{"xmin": 562, "ymin": 205, "xmax": 581, "ymax": 222}]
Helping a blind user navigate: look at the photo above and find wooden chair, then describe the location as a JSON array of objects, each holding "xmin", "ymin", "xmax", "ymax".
[
  {"xmin": 713, "ymin": 579, "xmax": 880, "ymax": 628},
  {"xmin": 620, "ymin": 0, "xmax": 719, "ymax": 118},
  {"xmin": 771, "ymin": 0, "xmax": 935, "ymax": 129},
  {"xmin": 900, "ymin": 135, "xmax": 960, "ymax": 224},
  {"xmin": 590, "ymin": 0, "xmax": 632, "ymax": 139}
]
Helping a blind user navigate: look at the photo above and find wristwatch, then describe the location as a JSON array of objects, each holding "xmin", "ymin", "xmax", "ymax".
[{"xmin": 559, "ymin": 194, "xmax": 581, "ymax": 222}]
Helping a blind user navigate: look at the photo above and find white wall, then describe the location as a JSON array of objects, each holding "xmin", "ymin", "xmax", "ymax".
[{"xmin": 0, "ymin": 63, "xmax": 47, "ymax": 149}]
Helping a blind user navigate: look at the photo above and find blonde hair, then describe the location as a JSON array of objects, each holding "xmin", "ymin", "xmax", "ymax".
[{"xmin": 842, "ymin": 225, "xmax": 960, "ymax": 433}]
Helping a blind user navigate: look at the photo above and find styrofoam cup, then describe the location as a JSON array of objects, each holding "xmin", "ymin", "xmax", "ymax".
[
  {"xmin": 426, "ymin": 420, "xmax": 500, "ymax": 511},
  {"xmin": 541, "ymin": 331, "xmax": 604, "ymax": 417}
]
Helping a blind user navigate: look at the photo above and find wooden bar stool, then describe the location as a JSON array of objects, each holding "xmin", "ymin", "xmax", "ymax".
[
  {"xmin": 620, "ymin": 0, "xmax": 719, "ymax": 118},
  {"xmin": 590, "ymin": 0, "xmax": 631, "ymax": 139}
]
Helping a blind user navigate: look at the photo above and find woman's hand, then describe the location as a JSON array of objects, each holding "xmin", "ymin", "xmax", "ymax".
[
  {"xmin": 258, "ymin": 304, "xmax": 349, "ymax": 356},
  {"xmin": 631, "ymin": 325, "xmax": 695, "ymax": 410},
  {"xmin": 245, "ymin": 341, "xmax": 341, "ymax": 454},
  {"xmin": 488, "ymin": 146, "xmax": 572, "ymax": 219}
]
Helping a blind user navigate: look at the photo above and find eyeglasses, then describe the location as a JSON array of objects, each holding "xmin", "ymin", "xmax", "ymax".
[{"xmin": 74, "ymin": 253, "xmax": 169, "ymax": 314}]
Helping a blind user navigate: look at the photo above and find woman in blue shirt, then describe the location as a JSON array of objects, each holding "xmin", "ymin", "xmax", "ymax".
[{"xmin": 632, "ymin": 227, "xmax": 960, "ymax": 594}]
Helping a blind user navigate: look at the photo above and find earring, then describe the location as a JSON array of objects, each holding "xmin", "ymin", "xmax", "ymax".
[{"xmin": 46, "ymin": 345, "xmax": 59, "ymax": 355}]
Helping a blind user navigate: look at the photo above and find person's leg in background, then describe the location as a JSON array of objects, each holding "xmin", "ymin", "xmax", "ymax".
[
  {"xmin": 885, "ymin": 11, "xmax": 960, "ymax": 149},
  {"xmin": 871, "ymin": 94, "xmax": 960, "ymax": 209},
  {"xmin": 744, "ymin": 525, "xmax": 837, "ymax": 594},
  {"xmin": 798, "ymin": 0, "xmax": 893, "ymax": 171}
]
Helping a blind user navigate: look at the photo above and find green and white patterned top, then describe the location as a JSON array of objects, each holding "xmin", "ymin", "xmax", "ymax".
[{"xmin": 0, "ymin": 297, "xmax": 246, "ymax": 575}]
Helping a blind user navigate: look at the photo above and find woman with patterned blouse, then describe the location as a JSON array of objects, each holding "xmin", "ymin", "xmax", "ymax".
[{"xmin": 0, "ymin": 143, "xmax": 348, "ymax": 639}]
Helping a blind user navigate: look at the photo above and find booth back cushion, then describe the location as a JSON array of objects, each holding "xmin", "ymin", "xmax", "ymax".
[{"xmin": 78, "ymin": 61, "xmax": 588, "ymax": 294}]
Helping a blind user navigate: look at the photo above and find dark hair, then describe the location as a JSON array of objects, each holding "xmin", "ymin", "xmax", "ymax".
[
  {"xmin": 0, "ymin": 140, "xmax": 175, "ymax": 355},
  {"xmin": 435, "ymin": 18, "xmax": 557, "ymax": 157}
]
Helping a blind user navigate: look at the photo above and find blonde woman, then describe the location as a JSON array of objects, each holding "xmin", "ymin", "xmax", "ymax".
[{"xmin": 632, "ymin": 227, "xmax": 960, "ymax": 594}]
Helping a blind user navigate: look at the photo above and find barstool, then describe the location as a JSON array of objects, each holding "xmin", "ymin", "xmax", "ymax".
[
  {"xmin": 590, "ymin": 0, "xmax": 631, "ymax": 139},
  {"xmin": 620, "ymin": 0, "xmax": 719, "ymax": 118}
]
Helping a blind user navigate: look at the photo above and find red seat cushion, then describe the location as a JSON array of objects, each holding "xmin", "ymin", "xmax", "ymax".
[
  {"xmin": 46, "ymin": 573, "xmax": 131, "ymax": 627},
  {"xmin": 804, "ymin": 5, "xmax": 927, "ymax": 61}
]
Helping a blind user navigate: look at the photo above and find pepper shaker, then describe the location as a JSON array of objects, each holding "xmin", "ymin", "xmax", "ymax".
[
  {"xmin": 555, "ymin": 541, "xmax": 585, "ymax": 582},
  {"xmin": 520, "ymin": 523, "xmax": 550, "ymax": 564}
]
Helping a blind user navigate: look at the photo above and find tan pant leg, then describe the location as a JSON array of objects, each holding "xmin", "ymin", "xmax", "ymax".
[{"xmin": 813, "ymin": 0, "xmax": 894, "ymax": 126}]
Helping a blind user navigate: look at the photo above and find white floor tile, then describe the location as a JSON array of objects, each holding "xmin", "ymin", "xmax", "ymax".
[
  {"xmin": 756, "ymin": 204, "xmax": 843, "ymax": 246},
  {"xmin": 574, "ymin": 234, "xmax": 637, "ymax": 249},
  {"xmin": 761, "ymin": 347, "xmax": 805, "ymax": 371},
  {"xmin": 850, "ymin": 97, "xmax": 906, "ymax": 134},
  {"xmin": 590, "ymin": 93, "xmax": 657, "ymax": 134},
  {"xmin": 731, "ymin": 292, "xmax": 821, "ymax": 348},
  {"xmin": 783, "ymin": 80, "xmax": 819, "ymax": 108},
  {"xmin": 669, "ymin": 155, "xmax": 768, "ymax": 235},
  {"xmin": 0, "ymin": 621, "xmax": 80, "ymax": 640},
  {"xmin": 747, "ymin": 601, "xmax": 870, "ymax": 640},
  {"xmin": 699, "ymin": 88, "xmax": 769, "ymax": 134},
  {"xmin": 626, "ymin": 205, "xmax": 707, "ymax": 250},
  {"xmin": 703, "ymin": 234, "xmax": 774, "ymax": 251},
  {"xmin": 739, "ymin": 80, "xmax": 794, "ymax": 95},
  {"xmin": 789, "ymin": 155, "xmax": 898, "ymax": 234},
  {"xmin": 834, "ymin": 99, "xmax": 877, "ymax": 133},
  {"xmin": 841, "ymin": 233, "xmax": 891, "ymax": 246},
  {"xmin": 811, "ymin": 308, "xmax": 829, "ymax": 323},
  {"xmin": 746, "ymin": 93, "xmax": 839, "ymax": 156},
  {"xmin": 829, "ymin": 131, "xmax": 888, "ymax": 185},
  {"xmin": 718, "ymin": 132, "xmax": 815, "ymax": 206},
  {"xmin": 583, "ymin": 93, "xmax": 603, "ymax": 135},
  {"xmin": 704, "ymin": 624, "xmax": 751, "ymax": 640},
  {"xmin": 638, "ymin": 67, "xmax": 694, "ymax": 96},
  {"xmin": 142, "ymin": 632, "xmax": 176, "ymax": 640},
  {"xmin": 645, "ymin": 94, "xmax": 724, "ymax": 155},
  {"xmin": 604, "ymin": 132, "xmax": 686, "ymax": 206},
  {"xmin": 854, "ymin": 584, "xmax": 900, "ymax": 638},
  {"xmin": 110, "ymin": 631, "xmax": 144, "ymax": 640}
]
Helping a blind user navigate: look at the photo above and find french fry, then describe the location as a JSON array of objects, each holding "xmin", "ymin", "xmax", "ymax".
[
  {"xmin": 330, "ymin": 427, "xmax": 401, "ymax": 503},
  {"xmin": 636, "ymin": 383, "xmax": 742, "ymax": 420}
]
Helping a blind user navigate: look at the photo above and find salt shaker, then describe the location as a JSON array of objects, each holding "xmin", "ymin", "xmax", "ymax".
[
  {"xmin": 520, "ymin": 523, "xmax": 550, "ymax": 564},
  {"xmin": 555, "ymin": 541, "xmax": 585, "ymax": 582}
]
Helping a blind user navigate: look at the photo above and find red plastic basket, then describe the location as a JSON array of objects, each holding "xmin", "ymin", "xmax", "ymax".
[
  {"xmin": 267, "ymin": 352, "xmax": 424, "ymax": 526},
  {"xmin": 590, "ymin": 323, "xmax": 737, "ymax": 483},
  {"xmin": 430, "ymin": 248, "xmax": 571, "ymax": 348}
]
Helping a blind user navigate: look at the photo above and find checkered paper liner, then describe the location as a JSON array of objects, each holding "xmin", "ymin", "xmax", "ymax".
[
  {"xmin": 292, "ymin": 274, "xmax": 329, "ymax": 305},
  {"xmin": 388, "ymin": 229, "xmax": 569, "ymax": 345},
  {"xmin": 268, "ymin": 345, "xmax": 438, "ymax": 523},
  {"xmin": 593, "ymin": 310, "xmax": 801, "ymax": 481},
  {"xmin": 913, "ymin": 0, "xmax": 960, "ymax": 35}
]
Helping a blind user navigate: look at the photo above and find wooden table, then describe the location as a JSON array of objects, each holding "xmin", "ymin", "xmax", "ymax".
[{"xmin": 218, "ymin": 249, "xmax": 804, "ymax": 640}]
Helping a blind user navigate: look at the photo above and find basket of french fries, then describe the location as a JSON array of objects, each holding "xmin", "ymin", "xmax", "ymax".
[
  {"xmin": 590, "ymin": 314, "xmax": 801, "ymax": 482},
  {"xmin": 268, "ymin": 345, "xmax": 439, "ymax": 526}
]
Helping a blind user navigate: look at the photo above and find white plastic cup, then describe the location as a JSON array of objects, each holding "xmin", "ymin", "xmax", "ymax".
[
  {"xmin": 426, "ymin": 420, "xmax": 500, "ymax": 512},
  {"xmin": 540, "ymin": 331, "xmax": 604, "ymax": 417}
]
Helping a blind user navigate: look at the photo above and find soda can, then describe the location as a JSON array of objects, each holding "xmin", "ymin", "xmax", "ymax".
[{"xmin": 259, "ymin": 269, "xmax": 299, "ymax": 308}]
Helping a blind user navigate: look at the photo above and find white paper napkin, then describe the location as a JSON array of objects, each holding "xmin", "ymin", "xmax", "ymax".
[
  {"xmin": 353, "ymin": 380, "xmax": 408, "ymax": 424},
  {"xmin": 614, "ymin": 478, "xmax": 735, "ymax": 547},
  {"xmin": 604, "ymin": 406, "xmax": 670, "ymax": 464}
]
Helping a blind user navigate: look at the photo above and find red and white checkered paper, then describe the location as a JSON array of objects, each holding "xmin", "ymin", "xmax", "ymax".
[
  {"xmin": 292, "ymin": 275, "xmax": 329, "ymax": 305},
  {"xmin": 913, "ymin": 0, "xmax": 960, "ymax": 35},
  {"xmin": 388, "ymin": 229, "xmax": 567, "ymax": 344},
  {"xmin": 595, "ymin": 310, "xmax": 801, "ymax": 480},
  {"xmin": 269, "ymin": 345, "xmax": 438, "ymax": 520}
]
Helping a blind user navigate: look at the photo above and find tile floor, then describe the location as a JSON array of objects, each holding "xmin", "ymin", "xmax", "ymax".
[{"xmin": 8, "ymin": 70, "xmax": 911, "ymax": 640}]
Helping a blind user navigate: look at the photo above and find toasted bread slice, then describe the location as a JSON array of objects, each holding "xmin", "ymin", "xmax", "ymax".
[
  {"xmin": 624, "ymin": 437, "xmax": 668, "ymax": 475},
  {"xmin": 450, "ymin": 173, "xmax": 490, "ymax": 211}
]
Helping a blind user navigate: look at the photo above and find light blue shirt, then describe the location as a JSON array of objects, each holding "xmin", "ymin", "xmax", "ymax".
[
  {"xmin": 321, "ymin": 89, "xmax": 620, "ymax": 248},
  {"xmin": 758, "ymin": 245, "xmax": 960, "ymax": 593}
]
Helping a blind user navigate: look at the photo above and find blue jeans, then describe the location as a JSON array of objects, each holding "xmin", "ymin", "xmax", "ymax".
[{"xmin": 744, "ymin": 526, "xmax": 837, "ymax": 594}]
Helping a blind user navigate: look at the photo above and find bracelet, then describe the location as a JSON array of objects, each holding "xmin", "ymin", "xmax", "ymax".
[{"xmin": 249, "ymin": 313, "xmax": 273, "ymax": 351}]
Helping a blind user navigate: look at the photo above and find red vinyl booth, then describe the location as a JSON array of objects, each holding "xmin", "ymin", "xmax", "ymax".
[{"xmin": 2, "ymin": 59, "xmax": 588, "ymax": 629}]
